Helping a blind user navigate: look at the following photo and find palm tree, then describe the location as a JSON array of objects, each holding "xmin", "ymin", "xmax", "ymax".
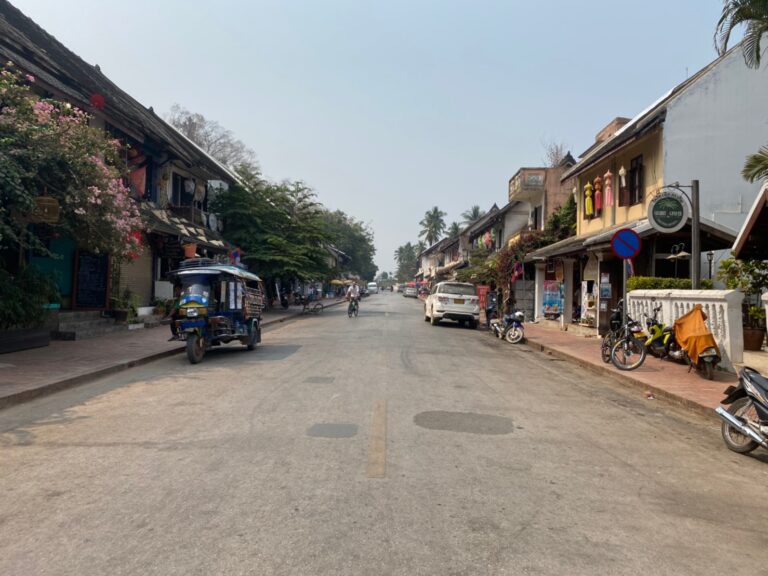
[
  {"xmin": 714, "ymin": 0, "xmax": 768, "ymax": 68},
  {"xmin": 460, "ymin": 205, "xmax": 485, "ymax": 225},
  {"xmin": 419, "ymin": 207, "xmax": 447, "ymax": 246},
  {"xmin": 447, "ymin": 221, "xmax": 461, "ymax": 238},
  {"xmin": 743, "ymin": 145, "xmax": 768, "ymax": 181}
]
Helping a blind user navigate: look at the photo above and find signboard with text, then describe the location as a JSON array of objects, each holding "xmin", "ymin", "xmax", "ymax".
[{"xmin": 648, "ymin": 189, "xmax": 689, "ymax": 233}]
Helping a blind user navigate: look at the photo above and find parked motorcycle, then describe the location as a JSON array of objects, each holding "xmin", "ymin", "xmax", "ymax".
[
  {"xmin": 666, "ymin": 304, "xmax": 721, "ymax": 380},
  {"xmin": 715, "ymin": 367, "xmax": 768, "ymax": 454},
  {"xmin": 490, "ymin": 311, "xmax": 525, "ymax": 344},
  {"xmin": 640, "ymin": 304, "xmax": 674, "ymax": 358}
]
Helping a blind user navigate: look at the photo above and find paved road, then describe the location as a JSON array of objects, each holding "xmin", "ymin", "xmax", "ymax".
[{"xmin": 1, "ymin": 293, "xmax": 767, "ymax": 575}]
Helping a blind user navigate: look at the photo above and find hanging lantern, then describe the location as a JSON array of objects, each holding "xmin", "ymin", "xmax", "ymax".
[
  {"xmin": 584, "ymin": 181, "xmax": 594, "ymax": 216},
  {"xmin": 89, "ymin": 93, "xmax": 105, "ymax": 109},
  {"xmin": 593, "ymin": 175, "xmax": 603, "ymax": 212},
  {"xmin": 604, "ymin": 170, "xmax": 613, "ymax": 207}
]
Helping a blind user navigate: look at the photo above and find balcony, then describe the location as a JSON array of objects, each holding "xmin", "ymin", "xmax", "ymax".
[{"xmin": 509, "ymin": 170, "xmax": 546, "ymax": 203}]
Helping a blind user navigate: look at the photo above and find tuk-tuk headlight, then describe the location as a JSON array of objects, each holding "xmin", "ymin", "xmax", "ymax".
[{"xmin": 186, "ymin": 308, "xmax": 199, "ymax": 318}]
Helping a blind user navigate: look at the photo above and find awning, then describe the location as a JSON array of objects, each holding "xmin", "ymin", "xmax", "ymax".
[
  {"xmin": 530, "ymin": 217, "xmax": 737, "ymax": 260},
  {"xmin": 143, "ymin": 206, "xmax": 230, "ymax": 253},
  {"xmin": 436, "ymin": 259, "xmax": 467, "ymax": 275}
]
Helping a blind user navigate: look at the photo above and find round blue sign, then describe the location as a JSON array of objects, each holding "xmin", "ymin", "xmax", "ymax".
[{"xmin": 610, "ymin": 228, "xmax": 642, "ymax": 260}]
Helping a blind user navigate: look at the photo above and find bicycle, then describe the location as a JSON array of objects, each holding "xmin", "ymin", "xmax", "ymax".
[
  {"xmin": 610, "ymin": 312, "xmax": 647, "ymax": 371},
  {"xmin": 347, "ymin": 298, "xmax": 359, "ymax": 318},
  {"xmin": 301, "ymin": 301, "xmax": 324, "ymax": 315},
  {"xmin": 600, "ymin": 300, "xmax": 625, "ymax": 363}
]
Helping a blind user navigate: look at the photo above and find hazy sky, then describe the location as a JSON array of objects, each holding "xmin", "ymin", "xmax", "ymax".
[{"xmin": 13, "ymin": 0, "xmax": 728, "ymax": 275}]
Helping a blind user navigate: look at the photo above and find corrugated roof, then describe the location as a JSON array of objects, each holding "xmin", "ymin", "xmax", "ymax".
[{"xmin": 0, "ymin": 0, "xmax": 237, "ymax": 182}]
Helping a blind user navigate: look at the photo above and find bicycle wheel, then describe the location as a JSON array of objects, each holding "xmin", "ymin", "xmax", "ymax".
[
  {"xmin": 610, "ymin": 336, "xmax": 646, "ymax": 371},
  {"xmin": 312, "ymin": 303, "xmax": 323, "ymax": 314},
  {"xmin": 601, "ymin": 333, "xmax": 614, "ymax": 364},
  {"xmin": 353, "ymin": 303, "xmax": 358, "ymax": 317}
]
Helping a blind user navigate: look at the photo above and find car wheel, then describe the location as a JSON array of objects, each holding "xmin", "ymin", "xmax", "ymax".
[
  {"xmin": 424, "ymin": 305, "xmax": 429, "ymax": 321},
  {"xmin": 430, "ymin": 308, "xmax": 439, "ymax": 326}
]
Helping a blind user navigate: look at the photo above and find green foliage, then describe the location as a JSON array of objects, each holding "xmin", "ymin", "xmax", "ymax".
[
  {"xmin": 714, "ymin": 0, "xmax": 768, "ymax": 69},
  {"xmin": 626, "ymin": 276, "xmax": 714, "ymax": 291},
  {"xmin": 460, "ymin": 205, "xmax": 485, "ymax": 225},
  {"xmin": 419, "ymin": 206, "xmax": 447, "ymax": 246},
  {"xmin": 447, "ymin": 221, "xmax": 461, "ymax": 239},
  {"xmin": 742, "ymin": 145, "xmax": 768, "ymax": 182},
  {"xmin": 544, "ymin": 194, "xmax": 577, "ymax": 241},
  {"xmin": 0, "ymin": 266, "xmax": 60, "ymax": 330},
  {"xmin": 455, "ymin": 248, "xmax": 496, "ymax": 284},
  {"xmin": 0, "ymin": 64, "xmax": 143, "ymax": 260},
  {"xmin": 321, "ymin": 210, "xmax": 378, "ymax": 281},
  {"xmin": 717, "ymin": 255, "xmax": 768, "ymax": 295},
  {"xmin": 394, "ymin": 242, "xmax": 419, "ymax": 282}
]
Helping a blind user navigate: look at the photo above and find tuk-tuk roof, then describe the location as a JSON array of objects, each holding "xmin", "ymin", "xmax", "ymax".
[{"xmin": 170, "ymin": 265, "xmax": 262, "ymax": 283}]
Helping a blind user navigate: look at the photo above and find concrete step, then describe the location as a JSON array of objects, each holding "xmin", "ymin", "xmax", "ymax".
[
  {"xmin": 58, "ymin": 318, "xmax": 116, "ymax": 331},
  {"xmin": 56, "ymin": 323, "xmax": 128, "ymax": 341},
  {"xmin": 58, "ymin": 311, "xmax": 108, "ymax": 322}
]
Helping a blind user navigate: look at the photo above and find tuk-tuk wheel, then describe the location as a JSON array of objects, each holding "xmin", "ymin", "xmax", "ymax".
[
  {"xmin": 186, "ymin": 333, "xmax": 205, "ymax": 364},
  {"xmin": 247, "ymin": 321, "xmax": 259, "ymax": 351}
]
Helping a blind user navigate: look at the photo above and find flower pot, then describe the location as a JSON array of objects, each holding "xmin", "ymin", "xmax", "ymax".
[
  {"xmin": 183, "ymin": 243, "xmax": 197, "ymax": 258},
  {"xmin": 743, "ymin": 327, "xmax": 765, "ymax": 351},
  {"xmin": 113, "ymin": 309, "xmax": 130, "ymax": 324}
]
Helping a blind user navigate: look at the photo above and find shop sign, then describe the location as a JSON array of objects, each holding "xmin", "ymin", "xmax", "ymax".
[{"xmin": 648, "ymin": 189, "xmax": 689, "ymax": 234}]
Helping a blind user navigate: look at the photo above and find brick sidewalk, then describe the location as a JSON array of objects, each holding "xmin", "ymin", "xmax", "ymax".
[
  {"xmin": 523, "ymin": 323, "xmax": 736, "ymax": 420},
  {"xmin": 0, "ymin": 299, "xmax": 344, "ymax": 409}
]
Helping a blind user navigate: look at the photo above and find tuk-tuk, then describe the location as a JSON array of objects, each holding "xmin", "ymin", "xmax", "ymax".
[{"xmin": 169, "ymin": 260, "xmax": 264, "ymax": 364}]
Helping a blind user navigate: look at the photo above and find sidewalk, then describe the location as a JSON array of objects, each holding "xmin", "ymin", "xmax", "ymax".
[
  {"xmin": 0, "ymin": 299, "xmax": 344, "ymax": 409},
  {"xmin": 522, "ymin": 323, "xmax": 736, "ymax": 420}
]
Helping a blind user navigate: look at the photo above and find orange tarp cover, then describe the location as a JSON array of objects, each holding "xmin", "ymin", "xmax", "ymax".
[{"xmin": 673, "ymin": 304, "xmax": 720, "ymax": 364}]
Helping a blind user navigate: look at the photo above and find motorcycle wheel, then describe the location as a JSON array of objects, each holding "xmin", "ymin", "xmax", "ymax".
[
  {"xmin": 702, "ymin": 360, "xmax": 714, "ymax": 380},
  {"xmin": 186, "ymin": 333, "xmax": 205, "ymax": 364},
  {"xmin": 505, "ymin": 327, "xmax": 524, "ymax": 344},
  {"xmin": 600, "ymin": 334, "xmax": 613, "ymax": 364},
  {"xmin": 610, "ymin": 336, "xmax": 646, "ymax": 371},
  {"xmin": 721, "ymin": 397, "xmax": 760, "ymax": 453}
]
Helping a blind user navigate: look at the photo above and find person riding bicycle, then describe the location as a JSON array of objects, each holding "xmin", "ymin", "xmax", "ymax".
[{"xmin": 346, "ymin": 283, "xmax": 361, "ymax": 315}]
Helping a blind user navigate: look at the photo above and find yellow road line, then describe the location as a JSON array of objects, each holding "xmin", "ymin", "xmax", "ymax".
[{"xmin": 366, "ymin": 400, "xmax": 387, "ymax": 479}]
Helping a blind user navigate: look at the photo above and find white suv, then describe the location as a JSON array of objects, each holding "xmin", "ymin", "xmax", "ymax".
[
  {"xmin": 367, "ymin": 282, "xmax": 379, "ymax": 294},
  {"xmin": 424, "ymin": 282, "xmax": 480, "ymax": 328}
]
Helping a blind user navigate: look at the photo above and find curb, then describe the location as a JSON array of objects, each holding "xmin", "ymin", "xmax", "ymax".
[
  {"xmin": 524, "ymin": 336, "xmax": 720, "ymax": 423},
  {"xmin": 0, "ymin": 300, "xmax": 346, "ymax": 411}
]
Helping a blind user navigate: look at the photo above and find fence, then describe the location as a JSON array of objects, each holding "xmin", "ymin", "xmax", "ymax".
[{"xmin": 626, "ymin": 289, "xmax": 744, "ymax": 371}]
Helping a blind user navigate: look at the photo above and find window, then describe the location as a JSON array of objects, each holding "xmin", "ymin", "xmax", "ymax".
[
  {"xmin": 629, "ymin": 155, "xmax": 644, "ymax": 206},
  {"xmin": 531, "ymin": 205, "xmax": 542, "ymax": 230}
]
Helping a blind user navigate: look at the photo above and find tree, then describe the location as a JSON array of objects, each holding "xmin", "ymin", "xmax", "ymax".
[
  {"xmin": 714, "ymin": 0, "xmax": 768, "ymax": 68},
  {"xmin": 713, "ymin": 4, "xmax": 768, "ymax": 182},
  {"xmin": 0, "ymin": 64, "xmax": 143, "ymax": 261},
  {"xmin": 394, "ymin": 242, "xmax": 418, "ymax": 282},
  {"xmin": 419, "ymin": 206, "xmax": 447, "ymax": 246},
  {"xmin": 210, "ymin": 167, "xmax": 332, "ymax": 281},
  {"xmin": 541, "ymin": 139, "xmax": 570, "ymax": 167},
  {"xmin": 742, "ymin": 145, "xmax": 768, "ymax": 182},
  {"xmin": 321, "ymin": 210, "xmax": 378, "ymax": 280},
  {"xmin": 460, "ymin": 205, "xmax": 485, "ymax": 225},
  {"xmin": 448, "ymin": 221, "xmax": 462, "ymax": 238},
  {"xmin": 166, "ymin": 104, "xmax": 258, "ymax": 171}
]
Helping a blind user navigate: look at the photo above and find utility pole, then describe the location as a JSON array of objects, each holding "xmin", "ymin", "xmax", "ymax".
[{"xmin": 691, "ymin": 180, "xmax": 700, "ymax": 289}]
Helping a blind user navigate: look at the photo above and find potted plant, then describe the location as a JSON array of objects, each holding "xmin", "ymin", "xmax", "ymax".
[
  {"xmin": 110, "ymin": 288, "xmax": 137, "ymax": 324},
  {"xmin": 718, "ymin": 256, "xmax": 768, "ymax": 351}
]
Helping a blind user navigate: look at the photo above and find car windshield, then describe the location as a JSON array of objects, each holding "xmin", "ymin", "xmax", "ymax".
[{"xmin": 440, "ymin": 284, "xmax": 476, "ymax": 296}]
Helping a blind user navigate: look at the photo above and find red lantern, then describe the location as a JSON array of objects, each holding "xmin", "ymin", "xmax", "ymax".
[{"xmin": 90, "ymin": 93, "xmax": 106, "ymax": 109}]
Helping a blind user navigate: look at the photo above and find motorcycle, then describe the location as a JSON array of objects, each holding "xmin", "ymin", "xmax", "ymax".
[
  {"xmin": 490, "ymin": 310, "xmax": 525, "ymax": 344},
  {"xmin": 666, "ymin": 304, "xmax": 721, "ymax": 380},
  {"xmin": 640, "ymin": 304, "xmax": 674, "ymax": 358},
  {"xmin": 715, "ymin": 367, "xmax": 768, "ymax": 454}
]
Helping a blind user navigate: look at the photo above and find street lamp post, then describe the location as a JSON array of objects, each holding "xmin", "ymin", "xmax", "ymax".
[{"xmin": 707, "ymin": 251, "xmax": 714, "ymax": 280}]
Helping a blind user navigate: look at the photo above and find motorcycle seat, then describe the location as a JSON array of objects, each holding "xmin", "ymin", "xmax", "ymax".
[{"xmin": 743, "ymin": 368, "xmax": 768, "ymax": 394}]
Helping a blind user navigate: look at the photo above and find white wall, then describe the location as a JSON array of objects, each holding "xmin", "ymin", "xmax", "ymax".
[
  {"xmin": 502, "ymin": 206, "xmax": 530, "ymax": 244},
  {"xmin": 664, "ymin": 49, "xmax": 768, "ymax": 233}
]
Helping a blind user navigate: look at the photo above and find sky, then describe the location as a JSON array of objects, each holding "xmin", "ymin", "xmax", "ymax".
[{"xmin": 12, "ymin": 0, "xmax": 730, "ymax": 275}]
